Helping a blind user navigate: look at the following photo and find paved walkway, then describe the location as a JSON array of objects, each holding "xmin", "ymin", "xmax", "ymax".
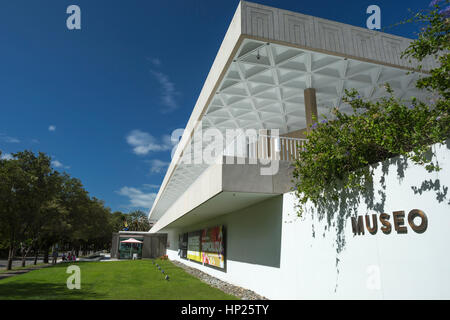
[
  {"xmin": 0, "ymin": 258, "xmax": 50, "ymax": 269},
  {"xmin": 0, "ymin": 263, "xmax": 54, "ymax": 281},
  {"xmin": 0, "ymin": 253, "xmax": 112, "ymax": 280}
]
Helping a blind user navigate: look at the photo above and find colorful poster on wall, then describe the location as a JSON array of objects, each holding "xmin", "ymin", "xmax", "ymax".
[
  {"xmin": 187, "ymin": 231, "xmax": 202, "ymax": 262},
  {"xmin": 201, "ymin": 226, "xmax": 225, "ymax": 268}
]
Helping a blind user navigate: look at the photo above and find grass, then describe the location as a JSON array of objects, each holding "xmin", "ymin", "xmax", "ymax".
[{"xmin": 0, "ymin": 259, "xmax": 238, "ymax": 300}]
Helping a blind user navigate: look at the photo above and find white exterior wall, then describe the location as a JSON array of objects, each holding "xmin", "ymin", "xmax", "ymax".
[{"xmin": 164, "ymin": 141, "xmax": 450, "ymax": 299}]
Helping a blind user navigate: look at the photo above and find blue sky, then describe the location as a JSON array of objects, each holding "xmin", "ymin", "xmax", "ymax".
[{"xmin": 0, "ymin": 0, "xmax": 431, "ymax": 213}]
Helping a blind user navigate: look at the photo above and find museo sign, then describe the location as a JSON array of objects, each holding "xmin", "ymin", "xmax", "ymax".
[{"xmin": 351, "ymin": 209, "xmax": 428, "ymax": 236}]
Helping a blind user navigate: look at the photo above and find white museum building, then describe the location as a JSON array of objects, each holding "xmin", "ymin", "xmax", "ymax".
[{"xmin": 148, "ymin": 1, "xmax": 450, "ymax": 299}]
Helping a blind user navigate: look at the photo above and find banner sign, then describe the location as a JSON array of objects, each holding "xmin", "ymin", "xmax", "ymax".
[
  {"xmin": 182, "ymin": 226, "xmax": 225, "ymax": 268},
  {"xmin": 201, "ymin": 226, "xmax": 225, "ymax": 268}
]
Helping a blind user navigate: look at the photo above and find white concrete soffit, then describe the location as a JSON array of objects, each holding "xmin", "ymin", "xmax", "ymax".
[
  {"xmin": 149, "ymin": 2, "xmax": 432, "ymax": 222},
  {"xmin": 204, "ymin": 39, "xmax": 429, "ymax": 132}
]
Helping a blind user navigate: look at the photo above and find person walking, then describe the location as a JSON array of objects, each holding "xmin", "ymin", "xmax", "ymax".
[{"xmin": 52, "ymin": 249, "xmax": 58, "ymax": 264}]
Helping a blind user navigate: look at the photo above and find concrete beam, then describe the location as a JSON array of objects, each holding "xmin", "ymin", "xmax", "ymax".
[{"xmin": 150, "ymin": 156, "xmax": 294, "ymax": 233}]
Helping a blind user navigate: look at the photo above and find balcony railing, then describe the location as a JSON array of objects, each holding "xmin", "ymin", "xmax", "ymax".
[{"xmin": 250, "ymin": 134, "xmax": 308, "ymax": 161}]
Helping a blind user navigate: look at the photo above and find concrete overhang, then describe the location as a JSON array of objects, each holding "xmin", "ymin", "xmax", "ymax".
[
  {"xmin": 149, "ymin": 1, "xmax": 435, "ymax": 225},
  {"xmin": 150, "ymin": 156, "xmax": 293, "ymax": 232}
]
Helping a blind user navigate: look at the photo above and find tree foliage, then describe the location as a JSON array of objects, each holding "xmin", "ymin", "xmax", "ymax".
[
  {"xmin": 0, "ymin": 150, "xmax": 129, "ymax": 269},
  {"xmin": 125, "ymin": 210, "xmax": 152, "ymax": 232}
]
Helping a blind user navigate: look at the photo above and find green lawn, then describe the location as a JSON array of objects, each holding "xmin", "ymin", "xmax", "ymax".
[{"xmin": 0, "ymin": 259, "xmax": 238, "ymax": 300}]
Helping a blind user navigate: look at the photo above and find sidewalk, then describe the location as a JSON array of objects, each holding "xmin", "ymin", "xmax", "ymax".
[
  {"xmin": 0, "ymin": 253, "xmax": 112, "ymax": 280},
  {"xmin": 0, "ymin": 263, "xmax": 54, "ymax": 281},
  {"xmin": 0, "ymin": 258, "xmax": 48, "ymax": 269}
]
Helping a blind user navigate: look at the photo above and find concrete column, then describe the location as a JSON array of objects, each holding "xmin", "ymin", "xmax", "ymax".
[
  {"xmin": 304, "ymin": 88, "xmax": 318, "ymax": 131},
  {"xmin": 258, "ymin": 129, "xmax": 269, "ymax": 159}
]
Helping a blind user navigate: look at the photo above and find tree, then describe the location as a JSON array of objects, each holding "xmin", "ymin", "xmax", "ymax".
[
  {"xmin": 0, "ymin": 151, "xmax": 58, "ymax": 269},
  {"xmin": 0, "ymin": 153, "xmax": 28, "ymax": 270},
  {"xmin": 125, "ymin": 210, "xmax": 151, "ymax": 232},
  {"xmin": 35, "ymin": 196, "xmax": 69, "ymax": 264},
  {"xmin": 110, "ymin": 211, "xmax": 127, "ymax": 232},
  {"xmin": 16, "ymin": 151, "xmax": 61, "ymax": 267},
  {"xmin": 1, "ymin": 148, "xmax": 141, "ymax": 268}
]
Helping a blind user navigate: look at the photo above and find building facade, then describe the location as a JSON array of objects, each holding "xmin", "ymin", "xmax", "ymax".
[{"xmin": 148, "ymin": 1, "xmax": 448, "ymax": 299}]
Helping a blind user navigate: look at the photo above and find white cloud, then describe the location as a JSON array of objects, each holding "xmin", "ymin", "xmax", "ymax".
[
  {"xmin": 1, "ymin": 153, "xmax": 14, "ymax": 160},
  {"xmin": 126, "ymin": 130, "xmax": 173, "ymax": 156},
  {"xmin": 51, "ymin": 160, "xmax": 70, "ymax": 169},
  {"xmin": 48, "ymin": 125, "xmax": 56, "ymax": 132},
  {"xmin": 148, "ymin": 57, "xmax": 162, "ymax": 67},
  {"xmin": 0, "ymin": 134, "xmax": 20, "ymax": 143},
  {"xmin": 148, "ymin": 159, "xmax": 170, "ymax": 173},
  {"xmin": 150, "ymin": 70, "xmax": 179, "ymax": 112},
  {"xmin": 51, "ymin": 160, "xmax": 63, "ymax": 167},
  {"xmin": 117, "ymin": 186, "xmax": 157, "ymax": 210}
]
